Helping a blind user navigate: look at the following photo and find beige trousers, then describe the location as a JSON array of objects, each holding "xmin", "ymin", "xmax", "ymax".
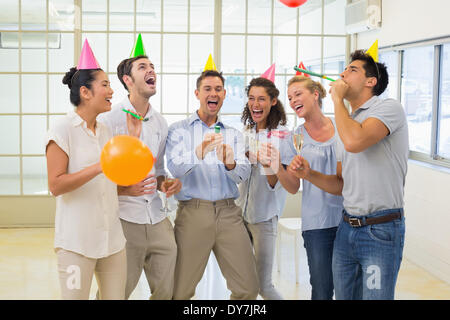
[
  {"xmin": 173, "ymin": 198, "xmax": 259, "ymax": 300},
  {"xmin": 56, "ymin": 248, "xmax": 126, "ymax": 300},
  {"xmin": 120, "ymin": 218, "xmax": 177, "ymax": 300}
]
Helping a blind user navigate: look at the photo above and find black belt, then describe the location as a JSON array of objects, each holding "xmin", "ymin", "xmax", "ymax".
[{"xmin": 343, "ymin": 211, "xmax": 402, "ymax": 228}]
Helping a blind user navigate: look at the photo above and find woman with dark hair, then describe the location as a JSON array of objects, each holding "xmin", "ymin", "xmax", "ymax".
[
  {"xmin": 236, "ymin": 77, "xmax": 296, "ymax": 300},
  {"xmin": 45, "ymin": 50, "xmax": 141, "ymax": 299}
]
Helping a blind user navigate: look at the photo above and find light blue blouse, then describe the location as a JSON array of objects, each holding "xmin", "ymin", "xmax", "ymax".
[
  {"xmin": 296, "ymin": 119, "xmax": 344, "ymax": 231},
  {"xmin": 236, "ymin": 125, "xmax": 297, "ymax": 224}
]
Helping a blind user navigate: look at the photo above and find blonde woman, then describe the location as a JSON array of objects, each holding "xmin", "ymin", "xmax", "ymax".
[{"xmin": 265, "ymin": 76, "xmax": 344, "ymax": 300}]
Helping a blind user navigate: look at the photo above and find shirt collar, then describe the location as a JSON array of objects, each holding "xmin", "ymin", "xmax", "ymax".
[
  {"xmin": 68, "ymin": 110, "xmax": 100, "ymax": 137},
  {"xmin": 121, "ymin": 95, "xmax": 154, "ymax": 119},
  {"xmin": 352, "ymin": 95, "xmax": 380, "ymax": 116},
  {"xmin": 68, "ymin": 109, "xmax": 85, "ymax": 127},
  {"xmin": 189, "ymin": 110, "xmax": 225, "ymax": 129}
]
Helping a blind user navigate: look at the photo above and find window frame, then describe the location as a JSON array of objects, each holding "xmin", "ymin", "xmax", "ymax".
[
  {"xmin": 0, "ymin": 0, "xmax": 349, "ymax": 196},
  {"xmin": 380, "ymin": 36, "xmax": 450, "ymax": 169}
]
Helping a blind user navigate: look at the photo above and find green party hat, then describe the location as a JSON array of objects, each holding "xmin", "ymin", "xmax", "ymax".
[{"xmin": 130, "ymin": 34, "xmax": 146, "ymax": 58}]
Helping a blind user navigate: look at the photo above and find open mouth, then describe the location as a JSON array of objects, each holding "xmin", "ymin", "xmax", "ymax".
[
  {"xmin": 207, "ymin": 100, "xmax": 218, "ymax": 108},
  {"xmin": 294, "ymin": 105, "xmax": 303, "ymax": 111},
  {"xmin": 252, "ymin": 109, "xmax": 263, "ymax": 115},
  {"xmin": 105, "ymin": 98, "xmax": 112, "ymax": 103},
  {"xmin": 145, "ymin": 76, "xmax": 155, "ymax": 85}
]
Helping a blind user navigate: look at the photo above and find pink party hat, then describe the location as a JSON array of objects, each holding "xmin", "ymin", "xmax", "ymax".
[
  {"xmin": 261, "ymin": 63, "xmax": 275, "ymax": 82},
  {"xmin": 77, "ymin": 39, "xmax": 101, "ymax": 70}
]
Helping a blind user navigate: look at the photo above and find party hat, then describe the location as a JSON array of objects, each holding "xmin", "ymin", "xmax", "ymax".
[
  {"xmin": 261, "ymin": 63, "xmax": 275, "ymax": 83},
  {"xmin": 366, "ymin": 40, "xmax": 379, "ymax": 62},
  {"xmin": 203, "ymin": 54, "xmax": 217, "ymax": 71},
  {"xmin": 77, "ymin": 39, "xmax": 101, "ymax": 70},
  {"xmin": 130, "ymin": 33, "xmax": 146, "ymax": 58},
  {"xmin": 295, "ymin": 61, "xmax": 310, "ymax": 77}
]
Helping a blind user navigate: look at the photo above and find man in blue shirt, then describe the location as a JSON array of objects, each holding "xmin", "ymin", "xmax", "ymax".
[{"xmin": 166, "ymin": 70, "xmax": 259, "ymax": 300}]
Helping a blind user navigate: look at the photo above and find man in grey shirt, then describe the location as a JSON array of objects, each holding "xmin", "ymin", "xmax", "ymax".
[{"xmin": 288, "ymin": 50, "xmax": 408, "ymax": 300}]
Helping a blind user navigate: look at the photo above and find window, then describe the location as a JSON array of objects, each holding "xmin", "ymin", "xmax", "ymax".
[
  {"xmin": 0, "ymin": 0, "xmax": 348, "ymax": 195},
  {"xmin": 379, "ymin": 51, "xmax": 398, "ymax": 100},
  {"xmin": 380, "ymin": 40, "xmax": 450, "ymax": 167},
  {"xmin": 402, "ymin": 46, "xmax": 434, "ymax": 154},
  {"xmin": 438, "ymin": 43, "xmax": 450, "ymax": 159},
  {"xmin": 0, "ymin": 0, "xmax": 75, "ymax": 196}
]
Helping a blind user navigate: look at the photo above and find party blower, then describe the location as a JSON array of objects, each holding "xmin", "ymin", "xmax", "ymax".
[
  {"xmin": 293, "ymin": 66, "xmax": 336, "ymax": 82},
  {"xmin": 122, "ymin": 108, "xmax": 149, "ymax": 122}
]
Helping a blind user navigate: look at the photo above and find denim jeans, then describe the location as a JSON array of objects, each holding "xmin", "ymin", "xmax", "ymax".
[
  {"xmin": 332, "ymin": 208, "xmax": 405, "ymax": 300},
  {"xmin": 302, "ymin": 227, "xmax": 337, "ymax": 300}
]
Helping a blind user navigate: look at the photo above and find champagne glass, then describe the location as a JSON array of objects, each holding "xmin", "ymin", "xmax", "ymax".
[
  {"xmin": 248, "ymin": 135, "xmax": 260, "ymax": 167},
  {"xmin": 160, "ymin": 175, "xmax": 175, "ymax": 213},
  {"xmin": 292, "ymin": 131, "xmax": 304, "ymax": 155}
]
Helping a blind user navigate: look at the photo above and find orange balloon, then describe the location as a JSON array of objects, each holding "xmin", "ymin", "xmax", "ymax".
[{"xmin": 100, "ymin": 135, "xmax": 154, "ymax": 186}]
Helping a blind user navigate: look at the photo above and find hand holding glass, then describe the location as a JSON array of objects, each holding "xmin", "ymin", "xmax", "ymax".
[
  {"xmin": 292, "ymin": 132, "xmax": 304, "ymax": 171},
  {"xmin": 160, "ymin": 176, "xmax": 175, "ymax": 213},
  {"xmin": 293, "ymin": 133, "xmax": 304, "ymax": 155}
]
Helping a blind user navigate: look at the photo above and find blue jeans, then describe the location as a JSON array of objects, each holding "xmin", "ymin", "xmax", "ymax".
[
  {"xmin": 332, "ymin": 208, "xmax": 405, "ymax": 300},
  {"xmin": 302, "ymin": 227, "xmax": 337, "ymax": 300}
]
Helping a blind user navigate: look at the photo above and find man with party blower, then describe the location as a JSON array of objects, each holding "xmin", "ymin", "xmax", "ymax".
[
  {"xmin": 287, "ymin": 45, "xmax": 409, "ymax": 300},
  {"xmin": 166, "ymin": 55, "xmax": 259, "ymax": 300},
  {"xmin": 99, "ymin": 34, "xmax": 181, "ymax": 300}
]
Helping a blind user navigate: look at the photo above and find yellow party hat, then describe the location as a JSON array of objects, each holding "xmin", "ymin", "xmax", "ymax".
[
  {"xmin": 366, "ymin": 40, "xmax": 379, "ymax": 62},
  {"xmin": 203, "ymin": 54, "xmax": 217, "ymax": 71}
]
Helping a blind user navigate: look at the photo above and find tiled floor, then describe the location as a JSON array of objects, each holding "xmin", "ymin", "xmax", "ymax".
[{"xmin": 0, "ymin": 227, "xmax": 449, "ymax": 300}]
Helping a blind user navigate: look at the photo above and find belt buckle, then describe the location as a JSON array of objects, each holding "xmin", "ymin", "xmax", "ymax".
[{"xmin": 348, "ymin": 217, "xmax": 362, "ymax": 227}]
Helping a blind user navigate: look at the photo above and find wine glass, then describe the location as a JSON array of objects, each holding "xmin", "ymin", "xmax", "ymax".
[
  {"xmin": 292, "ymin": 131, "xmax": 304, "ymax": 155},
  {"xmin": 160, "ymin": 175, "xmax": 175, "ymax": 213}
]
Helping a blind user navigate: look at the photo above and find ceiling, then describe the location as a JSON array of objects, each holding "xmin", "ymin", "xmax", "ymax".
[{"xmin": 0, "ymin": 0, "xmax": 339, "ymax": 30}]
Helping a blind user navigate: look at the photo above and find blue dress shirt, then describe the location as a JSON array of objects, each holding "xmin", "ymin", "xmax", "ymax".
[{"xmin": 166, "ymin": 112, "xmax": 251, "ymax": 201}]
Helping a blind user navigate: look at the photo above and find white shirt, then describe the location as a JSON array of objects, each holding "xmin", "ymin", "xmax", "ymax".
[
  {"xmin": 45, "ymin": 110, "xmax": 126, "ymax": 259},
  {"xmin": 236, "ymin": 125, "xmax": 297, "ymax": 224},
  {"xmin": 98, "ymin": 96, "xmax": 168, "ymax": 225}
]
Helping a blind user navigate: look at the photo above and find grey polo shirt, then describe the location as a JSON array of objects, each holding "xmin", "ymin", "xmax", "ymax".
[{"xmin": 335, "ymin": 96, "xmax": 409, "ymax": 216}]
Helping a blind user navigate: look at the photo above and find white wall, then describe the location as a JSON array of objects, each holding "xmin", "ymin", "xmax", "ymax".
[
  {"xmin": 357, "ymin": 0, "xmax": 450, "ymax": 49},
  {"xmin": 404, "ymin": 162, "xmax": 450, "ymax": 284},
  {"xmin": 354, "ymin": 0, "xmax": 450, "ymax": 284}
]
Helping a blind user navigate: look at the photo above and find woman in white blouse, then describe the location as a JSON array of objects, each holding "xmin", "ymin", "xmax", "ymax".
[
  {"xmin": 237, "ymin": 77, "xmax": 296, "ymax": 300},
  {"xmin": 45, "ymin": 66, "xmax": 141, "ymax": 299}
]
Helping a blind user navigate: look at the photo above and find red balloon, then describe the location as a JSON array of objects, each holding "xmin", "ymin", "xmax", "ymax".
[{"xmin": 279, "ymin": 0, "xmax": 307, "ymax": 8}]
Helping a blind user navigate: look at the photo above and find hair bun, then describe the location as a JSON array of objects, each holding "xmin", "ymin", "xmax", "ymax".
[{"xmin": 62, "ymin": 67, "xmax": 78, "ymax": 88}]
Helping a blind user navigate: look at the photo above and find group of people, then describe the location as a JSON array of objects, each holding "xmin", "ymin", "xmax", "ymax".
[{"xmin": 45, "ymin": 45, "xmax": 409, "ymax": 300}]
